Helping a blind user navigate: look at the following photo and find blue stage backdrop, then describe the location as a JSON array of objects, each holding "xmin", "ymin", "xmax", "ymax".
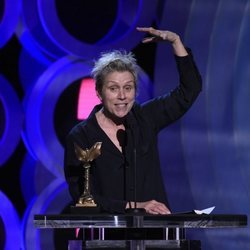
[{"xmin": 0, "ymin": 0, "xmax": 249, "ymax": 249}]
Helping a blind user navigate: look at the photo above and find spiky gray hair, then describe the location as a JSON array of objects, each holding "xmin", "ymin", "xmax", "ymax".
[{"xmin": 91, "ymin": 50, "xmax": 139, "ymax": 93}]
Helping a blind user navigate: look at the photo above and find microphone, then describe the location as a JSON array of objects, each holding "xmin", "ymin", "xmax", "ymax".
[
  {"xmin": 124, "ymin": 116, "xmax": 146, "ymax": 214},
  {"xmin": 117, "ymin": 129, "xmax": 126, "ymax": 149}
]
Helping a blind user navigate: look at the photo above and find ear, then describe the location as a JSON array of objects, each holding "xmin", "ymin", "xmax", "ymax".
[{"xmin": 96, "ymin": 89, "xmax": 102, "ymax": 101}]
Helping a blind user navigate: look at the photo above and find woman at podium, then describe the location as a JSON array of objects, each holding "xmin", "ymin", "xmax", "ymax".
[{"xmin": 64, "ymin": 27, "xmax": 202, "ymax": 215}]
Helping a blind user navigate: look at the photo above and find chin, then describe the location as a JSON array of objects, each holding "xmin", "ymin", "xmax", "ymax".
[
  {"xmin": 115, "ymin": 114, "xmax": 127, "ymax": 119},
  {"xmin": 114, "ymin": 113, "xmax": 128, "ymax": 119}
]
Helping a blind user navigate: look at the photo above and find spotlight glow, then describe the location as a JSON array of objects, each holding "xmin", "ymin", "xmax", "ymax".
[{"xmin": 77, "ymin": 78, "xmax": 100, "ymax": 120}]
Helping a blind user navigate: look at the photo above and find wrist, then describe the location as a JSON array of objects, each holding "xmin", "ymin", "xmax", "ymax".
[{"xmin": 172, "ymin": 38, "xmax": 188, "ymax": 57}]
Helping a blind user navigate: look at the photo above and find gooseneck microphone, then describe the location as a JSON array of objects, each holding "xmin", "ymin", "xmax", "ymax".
[{"xmin": 124, "ymin": 116, "xmax": 146, "ymax": 214}]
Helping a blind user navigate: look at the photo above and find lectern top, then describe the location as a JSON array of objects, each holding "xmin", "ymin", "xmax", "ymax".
[{"xmin": 34, "ymin": 213, "xmax": 247, "ymax": 229}]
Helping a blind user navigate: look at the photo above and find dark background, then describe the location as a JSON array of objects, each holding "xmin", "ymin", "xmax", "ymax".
[{"xmin": 0, "ymin": 0, "xmax": 250, "ymax": 249}]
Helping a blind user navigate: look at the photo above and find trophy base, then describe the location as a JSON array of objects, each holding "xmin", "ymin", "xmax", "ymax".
[
  {"xmin": 75, "ymin": 202, "xmax": 97, "ymax": 207},
  {"xmin": 70, "ymin": 205, "xmax": 100, "ymax": 214}
]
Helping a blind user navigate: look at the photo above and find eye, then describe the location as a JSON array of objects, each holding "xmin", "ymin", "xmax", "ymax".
[
  {"xmin": 108, "ymin": 86, "xmax": 119, "ymax": 92},
  {"xmin": 124, "ymin": 85, "xmax": 134, "ymax": 92}
]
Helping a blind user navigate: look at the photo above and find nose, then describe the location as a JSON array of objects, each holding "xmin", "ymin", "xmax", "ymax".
[{"xmin": 117, "ymin": 88, "xmax": 126, "ymax": 99}]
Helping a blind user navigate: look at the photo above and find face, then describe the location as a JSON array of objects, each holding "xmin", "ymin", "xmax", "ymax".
[{"xmin": 97, "ymin": 71, "xmax": 136, "ymax": 119}]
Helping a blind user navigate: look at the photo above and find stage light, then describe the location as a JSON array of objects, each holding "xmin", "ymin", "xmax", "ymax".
[{"xmin": 77, "ymin": 78, "xmax": 100, "ymax": 120}]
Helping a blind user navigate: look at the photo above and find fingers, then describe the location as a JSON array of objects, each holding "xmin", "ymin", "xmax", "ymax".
[
  {"xmin": 136, "ymin": 27, "xmax": 159, "ymax": 36},
  {"xmin": 143, "ymin": 200, "xmax": 171, "ymax": 215},
  {"xmin": 137, "ymin": 27, "xmax": 160, "ymax": 43},
  {"xmin": 136, "ymin": 27, "xmax": 179, "ymax": 44},
  {"xmin": 141, "ymin": 37, "xmax": 156, "ymax": 43}
]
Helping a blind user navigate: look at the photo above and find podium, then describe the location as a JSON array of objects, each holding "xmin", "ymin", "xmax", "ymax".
[{"xmin": 34, "ymin": 213, "xmax": 247, "ymax": 250}]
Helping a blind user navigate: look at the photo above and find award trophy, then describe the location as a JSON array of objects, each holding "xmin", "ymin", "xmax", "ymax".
[{"xmin": 71, "ymin": 142, "xmax": 102, "ymax": 213}]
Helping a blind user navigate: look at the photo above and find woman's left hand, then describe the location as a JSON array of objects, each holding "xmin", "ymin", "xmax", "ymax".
[
  {"xmin": 136, "ymin": 26, "xmax": 188, "ymax": 56},
  {"xmin": 136, "ymin": 27, "xmax": 179, "ymax": 44}
]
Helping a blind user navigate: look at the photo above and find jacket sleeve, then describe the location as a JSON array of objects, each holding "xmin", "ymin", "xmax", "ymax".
[
  {"xmin": 64, "ymin": 132, "xmax": 84, "ymax": 203},
  {"xmin": 142, "ymin": 50, "xmax": 202, "ymax": 131}
]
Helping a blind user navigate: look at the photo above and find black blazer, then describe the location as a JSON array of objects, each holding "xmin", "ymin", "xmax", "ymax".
[{"xmin": 64, "ymin": 52, "xmax": 202, "ymax": 213}]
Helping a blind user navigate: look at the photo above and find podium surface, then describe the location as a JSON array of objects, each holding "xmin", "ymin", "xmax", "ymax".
[
  {"xmin": 34, "ymin": 213, "xmax": 247, "ymax": 228},
  {"xmin": 34, "ymin": 213, "xmax": 247, "ymax": 250}
]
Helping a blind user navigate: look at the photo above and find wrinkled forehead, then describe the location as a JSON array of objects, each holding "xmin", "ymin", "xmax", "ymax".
[{"xmin": 104, "ymin": 71, "xmax": 136, "ymax": 85}]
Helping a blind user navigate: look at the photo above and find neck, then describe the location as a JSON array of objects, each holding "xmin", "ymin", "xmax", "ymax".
[{"xmin": 98, "ymin": 108, "xmax": 125, "ymax": 128}]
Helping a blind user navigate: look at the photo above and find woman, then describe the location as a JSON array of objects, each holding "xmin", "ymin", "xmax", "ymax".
[{"xmin": 64, "ymin": 27, "xmax": 202, "ymax": 214}]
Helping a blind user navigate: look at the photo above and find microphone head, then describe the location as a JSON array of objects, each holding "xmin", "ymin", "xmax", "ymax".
[{"xmin": 116, "ymin": 129, "xmax": 126, "ymax": 147}]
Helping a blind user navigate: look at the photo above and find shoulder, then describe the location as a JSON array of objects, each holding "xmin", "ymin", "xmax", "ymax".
[
  {"xmin": 68, "ymin": 105, "xmax": 100, "ymax": 138},
  {"xmin": 131, "ymin": 101, "xmax": 155, "ymax": 125},
  {"xmin": 66, "ymin": 121, "xmax": 88, "ymax": 146},
  {"xmin": 69, "ymin": 120, "xmax": 87, "ymax": 135}
]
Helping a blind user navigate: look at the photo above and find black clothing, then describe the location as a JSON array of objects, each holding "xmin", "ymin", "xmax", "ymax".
[{"xmin": 64, "ymin": 53, "xmax": 202, "ymax": 213}]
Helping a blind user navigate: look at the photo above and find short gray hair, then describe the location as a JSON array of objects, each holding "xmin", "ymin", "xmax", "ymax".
[{"xmin": 91, "ymin": 50, "xmax": 139, "ymax": 93}]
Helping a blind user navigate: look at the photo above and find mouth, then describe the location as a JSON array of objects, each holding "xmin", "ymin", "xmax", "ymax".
[{"xmin": 115, "ymin": 103, "xmax": 127, "ymax": 107}]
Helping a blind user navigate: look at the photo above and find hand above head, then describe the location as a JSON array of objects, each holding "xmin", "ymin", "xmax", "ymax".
[
  {"xmin": 136, "ymin": 27, "xmax": 188, "ymax": 56},
  {"xmin": 137, "ymin": 27, "xmax": 179, "ymax": 44}
]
